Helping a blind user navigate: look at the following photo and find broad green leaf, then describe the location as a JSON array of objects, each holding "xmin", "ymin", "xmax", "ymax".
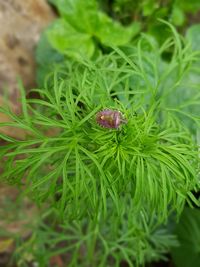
[
  {"xmin": 47, "ymin": 19, "xmax": 95, "ymax": 59},
  {"xmin": 50, "ymin": 0, "xmax": 99, "ymax": 33},
  {"xmin": 142, "ymin": 0, "xmax": 159, "ymax": 16},
  {"xmin": 49, "ymin": 0, "xmax": 140, "ymax": 50},
  {"xmin": 186, "ymin": 24, "xmax": 200, "ymax": 51},
  {"xmin": 171, "ymin": 6, "xmax": 185, "ymax": 26},
  {"xmin": 96, "ymin": 12, "xmax": 141, "ymax": 46}
]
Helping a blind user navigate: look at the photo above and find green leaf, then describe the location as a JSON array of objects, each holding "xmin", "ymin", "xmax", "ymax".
[
  {"xmin": 176, "ymin": 0, "xmax": 200, "ymax": 13},
  {"xmin": 186, "ymin": 24, "xmax": 200, "ymax": 51},
  {"xmin": 47, "ymin": 19, "xmax": 95, "ymax": 59},
  {"xmin": 142, "ymin": 0, "xmax": 159, "ymax": 16},
  {"xmin": 96, "ymin": 12, "xmax": 140, "ymax": 46},
  {"xmin": 36, "ymin": 31, "xmax": 64, "ymax": 86},
  {"xmin": 50, "ymin": 0, "xmax": 99, "ymax": 33},
  {"xmin": 48, "ymin": 0, "xmax": 139, "ymax": 57},
  {"xmin": 171, "ymin": 6, "xmax": 185, "ymax": 26},
  {"xmin": 172, "ymin": 207, "xmax": 200, "ymax": 267}
]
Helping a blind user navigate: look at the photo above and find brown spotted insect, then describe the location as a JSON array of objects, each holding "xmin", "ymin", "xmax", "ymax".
[{"xmin": 96, "ymin": 109, "xmax": 127, "ymax": 129}]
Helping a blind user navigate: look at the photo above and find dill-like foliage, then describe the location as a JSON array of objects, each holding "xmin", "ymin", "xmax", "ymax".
[{"xmin": 0, "ymin": 26, "xmax": 200, "ymax": 266}]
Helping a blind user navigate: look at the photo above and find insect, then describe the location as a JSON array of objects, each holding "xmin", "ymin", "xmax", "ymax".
[{"xmin": 96, "ymin": 109, "xmax": 127, "ymax": 129}]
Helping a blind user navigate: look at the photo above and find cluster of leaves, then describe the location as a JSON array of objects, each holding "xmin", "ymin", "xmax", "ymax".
[
  {"xmin": 37, "ymin": 0, "xmax": 200, "ymax": 87},
  {"xmin": 12, "ymin": 208, "xmax": 178, "ymax": 267},
  {"xmin": 48, "ymin": 0, "xmax": 140, "ymax": 57},
  {"xmin": 2, "ymin": 0, "xmax": 200, "ymax": 265},
  {"xmin": 1, "ymin": 26, "xmax": 200, "ymax": 265},
  {"xmin": 170, "ymin": 23, "xmax": 200, "ymax": 267},
  {"xmin": 100, "ymin": 0, "xmax": 200, "ymax": 40},
  {"xmin": 2, "ymin": 34, "xmax": 200, "ymax": 218},
  {"xmin": 36, "ymin": 0, "xmax": 140, "ymax": 85}
]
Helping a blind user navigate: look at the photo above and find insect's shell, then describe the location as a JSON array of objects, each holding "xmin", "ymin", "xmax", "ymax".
[{"xmin": 96, "ymin": 109, "xmax": 126, "ymax": 129}]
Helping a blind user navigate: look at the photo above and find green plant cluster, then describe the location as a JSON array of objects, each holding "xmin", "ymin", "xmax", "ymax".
[
  {"xmin": 101, "ymin": 0, "xmax": 200, "ymax": 37},
  {"xmin": 1, "ymin": 24, "xmax": 200, "ymax": 265},
  {"xmin": 37, "ymin": 0, "xmax": 140, "ymax": 85},
  {"xmin": 1, "ymin": 1, "xmax": 200, "ymax": 266},
  {"xmin": 37, "ymin": 0, "xmax": 200, "ymax": 87},
  {"xmin": 12, "ymin": 211, "xmax": 178, "ymax": 267}
]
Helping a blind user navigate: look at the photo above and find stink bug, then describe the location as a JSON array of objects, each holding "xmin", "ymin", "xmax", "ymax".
[{"xmin": 96, "ymin": 109, "xmax": 127, "ymax": 129}]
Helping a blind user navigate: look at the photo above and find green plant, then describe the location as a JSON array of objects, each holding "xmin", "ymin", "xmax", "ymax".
[
  {"xmin": 37, "ymin": 0, "xmax": 200, "ymax": 88},
  {"xmin": 100, "ymin": 0, "xmax": 200, "ymax": 49},
  {"xmin": 1, "ymin": 25, "xmax": 200, "ymax": 266},
  {"xmin": 36, "ymin": 0, "xmax": 140, "ymax": 86},
  {"xmin": 48, "ymin": 0, "xmax": 140, "ymax": 57},
  {"xmin": 12, "ymin": 208, "xmax": 178, "ymax": 267},
  {"xmin": 172, "ymin": 207, "xmax": 200, "ymax": 267}
]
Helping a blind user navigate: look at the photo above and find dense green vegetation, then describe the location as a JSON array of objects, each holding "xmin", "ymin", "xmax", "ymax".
[{"xmin": 1, "ymin": 0, "xmax": 200, "ymax": 266}]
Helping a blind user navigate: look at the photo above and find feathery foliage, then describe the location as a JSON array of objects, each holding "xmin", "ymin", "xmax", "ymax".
[
  {"xmin": 12, "ymin": 207, "xmax": 178, "ymax": 267},
  {"xmin": 1, "ymin": 26, "xmax": 200, "ymax": 265}
]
